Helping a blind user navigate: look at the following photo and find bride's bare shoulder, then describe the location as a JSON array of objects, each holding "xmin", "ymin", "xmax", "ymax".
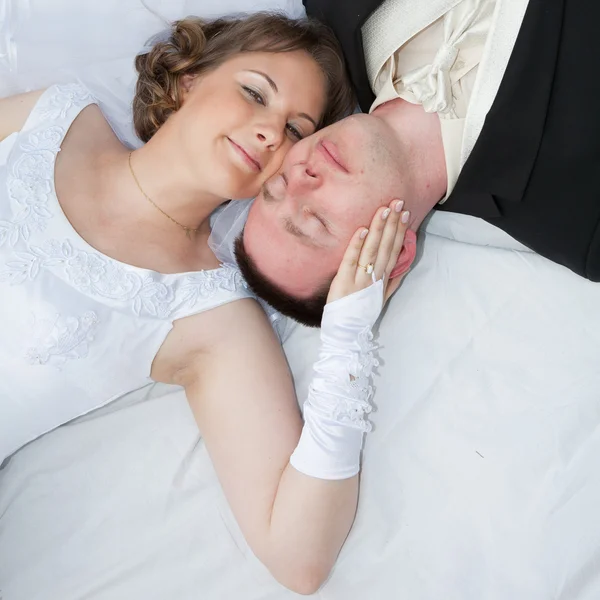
[
  {"xmin": 151, "ymin": 297, "xmax": 275, "ymax": 385},
  {"xmin": 0, "ymin": 89, "xmax": 45, "ymax": 142}
]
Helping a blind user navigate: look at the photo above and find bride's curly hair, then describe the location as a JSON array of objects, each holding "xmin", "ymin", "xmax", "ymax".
[{"xmin": 133, "ymin": 13, "xmax": 355, "ymax": 142}]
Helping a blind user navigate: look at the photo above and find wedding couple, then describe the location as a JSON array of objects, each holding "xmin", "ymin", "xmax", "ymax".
[{"xmin": 1, "ymin": 0, "xmax": 597, "ymax": 594}]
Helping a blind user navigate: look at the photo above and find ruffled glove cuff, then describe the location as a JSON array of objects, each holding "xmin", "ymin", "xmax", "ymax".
[{"xmin": 290, "ymin": 280, "xmax": 384, "ymax": 480}]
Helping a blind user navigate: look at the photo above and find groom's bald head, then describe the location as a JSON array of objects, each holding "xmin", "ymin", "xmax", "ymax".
[{"xmin": 238, "ymin": 111, "xmax": 422, "ymax": 325}]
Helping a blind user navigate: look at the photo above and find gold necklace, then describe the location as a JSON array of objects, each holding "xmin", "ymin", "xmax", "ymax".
[{"xmin": 128, "ymin": 152, "xmax": 200, "ymax": 237}]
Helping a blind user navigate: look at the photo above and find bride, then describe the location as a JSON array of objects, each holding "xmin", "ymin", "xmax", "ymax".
[{"xmin": 0, "ymin": 12, "xmax": 408, "ymax": 594}]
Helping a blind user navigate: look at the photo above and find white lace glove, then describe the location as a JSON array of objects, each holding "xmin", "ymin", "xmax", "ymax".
[
  {"xmin": 290, "ymin": 280, "xmax": 384, "ymax": 479},
  {"xmin": 289, "ymin": 199, "xmax": 411, "ymax": 480}
]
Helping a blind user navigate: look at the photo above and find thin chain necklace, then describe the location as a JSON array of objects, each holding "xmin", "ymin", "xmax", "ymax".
[{"xmin": 128, "ymin": 152, "xmax": 200, "ymax": 237}]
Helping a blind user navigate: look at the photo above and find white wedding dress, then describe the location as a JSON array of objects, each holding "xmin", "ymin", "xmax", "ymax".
[{"xmin": 0, "ymin": 83, "xmax": 253, "ymax": 462}]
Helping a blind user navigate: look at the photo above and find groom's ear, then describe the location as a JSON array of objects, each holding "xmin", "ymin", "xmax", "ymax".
[{"xmin": 389, "ymin": 229, "xmax": 417, "ymax": 279}]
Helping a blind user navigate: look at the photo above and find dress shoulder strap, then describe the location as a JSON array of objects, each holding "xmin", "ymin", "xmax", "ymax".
[{"xmin": 19, "ymin": 83, "xmax": 97, "ymax": 136}]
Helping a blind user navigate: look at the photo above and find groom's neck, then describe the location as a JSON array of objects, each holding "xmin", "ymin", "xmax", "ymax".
[{"xmin": 372, "ymin": 98, "xmax": 447, "ymax": 229}]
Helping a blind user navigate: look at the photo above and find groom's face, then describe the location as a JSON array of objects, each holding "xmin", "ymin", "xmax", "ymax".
[{"xmin": 241, "ymin": 114, "xmax": 403, "ymax": 298}]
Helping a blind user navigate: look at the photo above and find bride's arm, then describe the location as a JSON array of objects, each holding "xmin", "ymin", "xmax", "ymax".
[
  {"xmin": 153, "ymin": 200, "xmax": 408, "ymax": 594},
  {"xmin": 0, "ymin": 90, "xmax": 44, "ymax": 142},
  {"xmin": 174, "ymin": 299, "xmax": 358, "ymax": 594}
]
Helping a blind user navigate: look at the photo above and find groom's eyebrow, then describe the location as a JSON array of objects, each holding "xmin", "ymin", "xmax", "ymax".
[
  {"xmin": 283, "ymin": 217, "xmax": 307, "ymax": 239},
  {"xmin": 262, "ymin": 183, "xmax": 278, "ymax": 203},
  {"xmin": 283, "ymin": 217, "xmax": 326, "ymax": 248},
  {"xmin": 261, "ymin": 183, "xmax": 322, "ymax": 246}
]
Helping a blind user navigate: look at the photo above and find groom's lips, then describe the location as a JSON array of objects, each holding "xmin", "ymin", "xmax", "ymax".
[{"xmin": 317, "ymin": 139, "xmax": 349, "ymax": 173}]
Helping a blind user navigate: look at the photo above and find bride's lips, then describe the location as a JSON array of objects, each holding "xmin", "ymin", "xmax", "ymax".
[
  {"xmin": 227, "ymin": 138, "xmax": 262, "ymax": 172},
  {"xmin": 317, "ymin": 139, "xmax": 348, "ymax": 173}
]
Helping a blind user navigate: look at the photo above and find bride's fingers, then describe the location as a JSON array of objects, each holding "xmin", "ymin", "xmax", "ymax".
[
  {"xmin": 337, "ymin": 226, "xmax": 369, "ymax": 282},
  {"xmin": 328, "ymin": 203, "xmax": 411, "ymax": 304},
  {"xmin": 326, "ymin": 226, "xmax": 370, "ymax": 303},
  {"xmin": 356, "ymin": 204, "xmax": 393, "ymax": 282},
  {"xmin": 385, "ymin": 208, "xmax": 410, "ymax": 277},
  {"xmin": 373, "ymin": 200, "xmax": 404, "ymax": 279}
]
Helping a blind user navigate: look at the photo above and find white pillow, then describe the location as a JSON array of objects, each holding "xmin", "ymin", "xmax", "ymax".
[
  {"xmin": 0, "ymin": 0, "xmax": 306, "ymax": 144},
  {"xmin": 422, "ymin": 211, "xmax": 531, "ymax": 252}
]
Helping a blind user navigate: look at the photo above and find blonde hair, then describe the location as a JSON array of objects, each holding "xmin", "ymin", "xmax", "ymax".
[{"xmin": 133, "ymin": 13, "xmax": 355, "ymax": 142}]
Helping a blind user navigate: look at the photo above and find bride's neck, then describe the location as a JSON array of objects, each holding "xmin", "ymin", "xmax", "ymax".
[{"xmin": 103, "ymin": 135, "xmax": 225, "ymax": 235}]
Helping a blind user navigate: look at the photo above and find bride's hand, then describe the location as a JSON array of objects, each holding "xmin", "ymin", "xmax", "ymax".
[{"xmin": 327, "ymin": 199, "xmax": 410, "ymax": 304}]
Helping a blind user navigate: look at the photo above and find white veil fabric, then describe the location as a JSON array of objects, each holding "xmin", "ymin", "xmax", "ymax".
[
  {"xmin": 137, "ymin": 26, "xmax": 174, "ymax": 56},
  {"xmin": 209, "ymin": 199, "xmax": 293, "ymax": 342},
  {"xmin": 208, "ymin": 200, "xmax": 253, "ymax": 265}
]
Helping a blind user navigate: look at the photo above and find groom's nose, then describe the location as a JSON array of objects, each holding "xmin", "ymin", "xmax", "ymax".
[{"xmin": 287, "ymin": 163, "xmax": 321, "ymax": 196}]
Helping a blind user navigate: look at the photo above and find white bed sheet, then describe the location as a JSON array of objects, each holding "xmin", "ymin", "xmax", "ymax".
[{"xmin": 2, "ymin": 1, "xmax": 600, "ymax": 599}]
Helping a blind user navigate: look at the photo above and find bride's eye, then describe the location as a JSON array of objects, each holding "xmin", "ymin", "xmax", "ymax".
[
  {"xmin": 243, "ymin": 86, "xmax": 266, "ymax": 106},
  {"xmin": 286, "ymin": 124, "xmax": 303, "ymax": 141}
]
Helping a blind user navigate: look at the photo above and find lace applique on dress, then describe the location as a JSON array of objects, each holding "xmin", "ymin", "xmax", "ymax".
[
  {"xmin": 1, "ymin": 126, "xmax": 64, "ymax": 246},
  {"xmin": 25, "ymin": 310, "xmax": 99, "ymax": 369},
  {"xmin": 0, "ymin": 239, "xmax": 246, "ymax": 317},
  {"xmin": 179, "ymin": 262, "xmax": 247, "ymax": 305},
  {"xmin": 2, "ymin": 85, "xmax": 90, "ymax": 246},
  {"xmin": 0, "ymin": 82, "xmax": 255, "ymax": 461},
  {"xmin": 1, "ymin": 83, "xmax": 249, "ymax": 318},
  {"xmin": 36, "ymin": 84, "xmax": 93, "ymax": 121}
]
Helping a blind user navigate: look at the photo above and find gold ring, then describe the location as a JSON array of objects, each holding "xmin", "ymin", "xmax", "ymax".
[{"xmin": 358, "ymin": 262, "xmax": 374, "ymax": 274}]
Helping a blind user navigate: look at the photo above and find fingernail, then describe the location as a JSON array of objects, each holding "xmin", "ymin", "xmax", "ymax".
[
  {"xmin": 395, "ymin": 200, "xmax": 404, "ymax": 213},
  {"xmin": 360, "ymin": 228, "xmax": 369, "ymax": 239},
  {"xmin": 382, "ymin": 208, "xmax": 391, "ymax": 220},
  {"xmin": 401, "ymin": 210, "xmax": 410, "ymax": 224}
]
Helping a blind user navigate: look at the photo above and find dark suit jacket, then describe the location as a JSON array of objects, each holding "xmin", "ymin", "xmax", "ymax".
[{"xmin": 304, "ymin": 0, "xmax": 600, "ymax": 281}]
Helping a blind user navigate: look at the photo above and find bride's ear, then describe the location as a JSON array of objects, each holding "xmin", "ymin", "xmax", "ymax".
[
  {"xmin": 180, "ymin": 74, "xmax": 197, "ymax": 101},
  {"xmin": 389, "ymin": 229, "xmax": 417, "ymax": 279}
]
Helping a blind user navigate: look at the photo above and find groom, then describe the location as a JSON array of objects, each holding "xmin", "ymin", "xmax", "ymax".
[{"xmin": 236, "ymin": 0, "xmax": 600, "ymax": 326}]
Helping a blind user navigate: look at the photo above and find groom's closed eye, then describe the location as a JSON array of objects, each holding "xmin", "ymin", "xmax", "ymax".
[
  {"xmin": 261, "ymin": 180, "xmax": 329, "ymax": 247},
  {"xmin": 262, "ymin": 182, "xmax": 280, "ymax": 203}
]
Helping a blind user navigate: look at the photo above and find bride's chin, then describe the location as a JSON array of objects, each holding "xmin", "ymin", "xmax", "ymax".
[
  {"xmin": 201, "ymin": 171, "xmax": 251, "ymax": 202},
  {"xmin": 225, "ymin": 176, "xmax": 263, "ymax": 201},
  {"xmin": 210, "ymin": 163, "xmax": 259, "ymax": 199},
  {"xmin": 215, "ymin": 181, "xmax": 260, "ymax": 202}
]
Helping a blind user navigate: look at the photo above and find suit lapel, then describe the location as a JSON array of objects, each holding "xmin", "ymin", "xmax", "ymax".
[
  {"xmin": 460, "ymin": 0, "xmax": 530, "ymax": 169},
  {"xmin": 445, "ymin": 0, "xmax": 565, "ymax": 217}
]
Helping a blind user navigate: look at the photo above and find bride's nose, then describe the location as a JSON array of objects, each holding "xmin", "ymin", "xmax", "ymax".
[{"xmin": 254, "ymin": 118, "xmax": 285, "ymax": 151}]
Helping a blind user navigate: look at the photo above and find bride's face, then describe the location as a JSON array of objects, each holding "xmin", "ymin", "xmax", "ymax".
[{"xmin": 169, "ymin": 50, "xmax": 327, "ymax": 200}]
